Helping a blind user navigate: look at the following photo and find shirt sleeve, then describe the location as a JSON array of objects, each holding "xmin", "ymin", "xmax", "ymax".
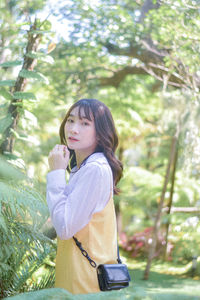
[{"xmin": 46, "ymin": 163, "xmax": 112, "ymax": 240}]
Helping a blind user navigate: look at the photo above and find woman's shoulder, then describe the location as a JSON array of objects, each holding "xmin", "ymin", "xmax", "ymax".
[
  {"xmin": 82, "ymin": 153, "xmax": 112, "ymax": 190},
  {"xmin": 85, "ymin": 152, "xmax": 109, "ymax": 168},
  {"xmin": 83, "ymin": 152, "xmax": 111, "ymax": 174}
]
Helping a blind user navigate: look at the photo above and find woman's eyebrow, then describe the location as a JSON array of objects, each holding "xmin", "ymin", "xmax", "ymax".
[
  {"xmin": 69, "ymin": 113, "xmax": 91, "ymax": 120},
  {"xmin": 80, "ymin": 116, "xmax": 91, "ymax": 120}
]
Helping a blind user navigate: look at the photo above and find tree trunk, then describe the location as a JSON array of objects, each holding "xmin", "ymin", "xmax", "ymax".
[
  {"xmin": 0, "ymin": 20, "xmax": 41, "ymax": 154},
  {"xmin": 163, "ymin": 144, "xmax": 178, "ymax": 260},
  {"xmin": 143, "ymin": 134, "xmax": 178, "ymax": 280}
]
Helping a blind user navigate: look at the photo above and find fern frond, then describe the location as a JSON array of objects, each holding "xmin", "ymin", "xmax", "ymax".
[
  {"xmin": 0, "ymin": 153, "xmax": 57, "ymax": 298},
  {"xmin": 0, "ymin": 181, "xmax": 48, "ymax": 225},
  {"xmin": 19, "ymin": 70, "xmax": 49, "ymax": 84},
  {"xmin": 13, "ymin": 92, "xmax": 37, "ymax": 101},
  {"xmin": 0, "ymin": 113, "xmax": 13, "ymax": 133},
  {"xmin": 26, "ymin": 52, "xmax": 54, "ymax": 64},
  {"xmin": 29, "ymin": 30, "xmax": 51, "ymax": 34},
  {"xmin": 0, "ymin": 88, "xmax": 13, "ymax": 100},
  {"xmin": 0, "ymin": 80, "xmax": 15, "ymax": 86},
  {"xmin": 0, "ymin": 60, "xmax": 22, "ymax": 67},
  {"xmin": 0, "ymin": 156, "xmax": 26, "ymax": 181},
  {"xmin": 29, "ymin": 269, "xmax": 55, "ymax": 291},
  {"xmin": 1, "ymin": 220, "xmax": 56, "ymax": 297}
]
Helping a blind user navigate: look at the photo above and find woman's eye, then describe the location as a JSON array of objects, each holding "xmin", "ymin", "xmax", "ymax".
[
  {"xmin": 67, "ymin": 118, "xmax": 74, "ymax": 123},
  {"xmin": 82, "ymin": 121, "xmax": 89, "ymax": 126}
]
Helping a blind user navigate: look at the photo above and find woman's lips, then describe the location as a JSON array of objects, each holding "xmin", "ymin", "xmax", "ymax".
[{"xmin": 68, "ymin": 137, "xmax": 79, "ymax": 141}]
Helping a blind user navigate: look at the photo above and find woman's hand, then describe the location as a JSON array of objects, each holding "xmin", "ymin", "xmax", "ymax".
[{"xmin": 48, "ymin": 144, "xmax": 70, "ymax": 171}]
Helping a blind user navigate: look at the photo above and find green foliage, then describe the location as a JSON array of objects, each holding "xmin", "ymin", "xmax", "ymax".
[
  {"xmin": 6, "ymin": 267, "xmax": 200, "ymax": 299},
  {"xmin": 19, "ymin": 69, "xmax": 49, "ymax": 84},
  {"xmin": 26, "ymin": 52, "xmax": 54, "ymax": 64},
  {"xmin": 0, "ymin": 80, "xmax": 15, "ymax": 86},
  {"xmin": 0, "ymin": 113, "xmax": 13, "ymax": 134},
  {"xmin": 0, "ymin": 60, "xmax": 23, "ymax": 67},
  {"xmin": 118, "ymin": 164, "xmax": 163, "ymax": 218},
  {"xmin": 169, "ymin": 215, "xmax": 200, "ymax": 263},
  {"xmin": 13, "ymin": 92, "xmax": 37, "ymax": 101},
  {"xmin": 0, "ymin": 88, "xmax": 13, "ymax": 100},
  {"xmin": 30, "ymin": 29, "xmax": 51, "ymax": 34},
  {"xmin": 147, "ymin": 1, "xmax": 200, "ymax": 76},
  {"xmin": 0, "ymin": 3, "xmax": 57, "ymax": 297},
  {"xmin": 0, "ymin": 156, "xmax": 55, "ymax": 298}
]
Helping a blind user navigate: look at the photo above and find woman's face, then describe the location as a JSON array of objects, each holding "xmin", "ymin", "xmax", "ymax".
[{"xmin": 64, "ymin": 106, "xmax": 97, "ymax": 156}]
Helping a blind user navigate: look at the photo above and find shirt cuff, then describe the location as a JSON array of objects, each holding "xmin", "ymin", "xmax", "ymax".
[{"xmin": 46, "ymin": 169, "xmax": 67, "ymax": 187}]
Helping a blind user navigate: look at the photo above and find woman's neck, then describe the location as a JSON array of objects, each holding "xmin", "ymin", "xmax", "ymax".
[{"xmin": 75, "ymin": 150, "xmax": 94, "ymax": 169}]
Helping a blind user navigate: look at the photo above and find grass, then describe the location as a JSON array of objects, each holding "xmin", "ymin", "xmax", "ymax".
[
  {"xmin": 128, "ymin": 268, "xmax": 200, "ymax": 300},
  {"xmin": 124, "ymin": 256, "xmax": 200, "ymax": 300}
]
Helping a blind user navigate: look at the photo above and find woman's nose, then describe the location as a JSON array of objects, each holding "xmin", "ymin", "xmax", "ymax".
[{"xmin": 70, "ymin": 123, "xmax": 79, "ymax": 134}]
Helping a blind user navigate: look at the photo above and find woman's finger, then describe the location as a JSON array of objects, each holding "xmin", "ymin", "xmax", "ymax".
[
  {"xmin": 53, "ymin": 144, "xmax": 65, "ymax": 150},
  {"xmin": 50, "ymin": 145, "xmax": 67, "ymax": 155}
]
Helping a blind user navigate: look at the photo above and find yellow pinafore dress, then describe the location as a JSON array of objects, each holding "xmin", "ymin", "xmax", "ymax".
[{"xmin": 54, "ymin": 195, "xmax": 118, "ymax": 294}]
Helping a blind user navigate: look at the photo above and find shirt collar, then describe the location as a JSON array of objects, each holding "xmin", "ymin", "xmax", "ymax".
[
  {"xmin": 85, "ymin": 152, "xmax": 107, "ymax": 164},
  {"xmin": 71, "ymin": 152, "xmax": 108, "ymax": 173}
]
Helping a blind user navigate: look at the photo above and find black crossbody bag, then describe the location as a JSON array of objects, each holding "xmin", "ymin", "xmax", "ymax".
[{"xmin": 73, "ymin": 236, "xmax": 131, "ymax": 291}]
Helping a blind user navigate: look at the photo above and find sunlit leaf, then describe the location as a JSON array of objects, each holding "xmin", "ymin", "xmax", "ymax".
[
  {"xmin": 47, "ymin": 42, "xmax": 56, "ymax": 53},
  {"xmin": 0, "ymin": 80, "xmax": 15, "ymax": 87},
  {"xmin": 0, "ymin": 88, "xmax": 13, "ymax": 100},
  {"xmin": 0, "ymin": 113, "xmax": 12, "ymax": 133},
  {"xmin": 26, "ymin": 52, "xmax": 54, "ymax": 64},
  {"xmin": 13, "ymin": 92, "xmax": 37, "ymax": 100},
  {"xmin": 19, "ymin": 69, "xmax": 49, "ymax": 84},
  {"xmin": 0, "ymin": 60, "xmax": 22, "ymax": 67}
]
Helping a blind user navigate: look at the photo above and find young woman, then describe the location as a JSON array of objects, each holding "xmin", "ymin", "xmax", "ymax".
[{"xmin": 46, "ymin": 98, "xmax": 123, "ymax": 294}]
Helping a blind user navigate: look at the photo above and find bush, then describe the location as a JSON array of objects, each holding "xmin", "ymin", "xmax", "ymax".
[{"xmin": 119, "ymin": 228, "xmax": 171, "ymax": 259}]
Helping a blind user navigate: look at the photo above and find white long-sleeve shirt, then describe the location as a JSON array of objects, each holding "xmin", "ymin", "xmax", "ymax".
[{"xmin": 46, "ymin": 152, "xmax": 113, "ymax": 240}]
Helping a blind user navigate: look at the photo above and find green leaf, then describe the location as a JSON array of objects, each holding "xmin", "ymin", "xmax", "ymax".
[
  {"xmin": 0, "ymin": 80, "xmax": 15, "ymax": 87},
  {"xmin": 0, "ymin": 88, "xmax": 13, "ymax": 100},
  {"xmin": 0, "ymin": 103, "xmax": 8, "ymax": 111},
  {"xmin": 0, "ymin": 215, "xmax": 8, "ymax": 233},
  {"xmin": 10, "ymin": 128, "xmax": 20, "ymax": 138},
  {"xmin": 29, "ymin": 30, "xmax": 51, "ymax": 34},
  {"xmin": 1, "ymin": 152, "xmax": 19, "ymax": 160},
  {"xmin": 0, "ymin": 113, "xmax": 13, "ymax": 133},
  {"xmin": 26, "ymin": 51, "xmax": 45, "ymax": 59},
  {"xmin": 40, "ymin": 55, "xmax": 54, "ymax": 64},
  {"xmin": 19, "ymin": 69, "xmax": 49, "ymax": 84},
  {"xmin": 13, "ymin": 92, "xmax": 37, "ymax": 100},
  {"xmin": 26, "ymin": 52, "xmax": 54, "ymax": 64},
  {"xmin": 0, "ymin": 60, "xmax": 22, "ymax": 67}
]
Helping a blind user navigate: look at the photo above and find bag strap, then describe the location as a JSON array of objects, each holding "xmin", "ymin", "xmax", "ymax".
[
  {"xmin": 73, "ymin": 236, "xmax": 122, "ymax": 268},
  {"xmin": 73, "ymin": 236, "xmax": 97, "ymax": 268},
  {"xmin": 117, "ymin": 244, "xmax": 122, "ymax": 264}
]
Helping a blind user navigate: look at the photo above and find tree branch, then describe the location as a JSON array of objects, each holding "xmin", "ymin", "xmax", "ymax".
[
  {"xmin": 98, "ymin": 65, "xmax": 147, "ymax": 87},
  {"xmin": 98, "ymin": 0, "xmax": 199, "ymax": 90},
  {"xmin": 0, "ymin": 20, "xmax": 42, "ymax": 154},
  {"xmin": 163, "ymin": 207, "xmax": 200, "ymax": 213}
]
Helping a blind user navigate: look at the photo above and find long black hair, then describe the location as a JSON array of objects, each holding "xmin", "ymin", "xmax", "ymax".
[{"xmin": 59, "ymin": 99, "xmax": 123, "ymax": 194}]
